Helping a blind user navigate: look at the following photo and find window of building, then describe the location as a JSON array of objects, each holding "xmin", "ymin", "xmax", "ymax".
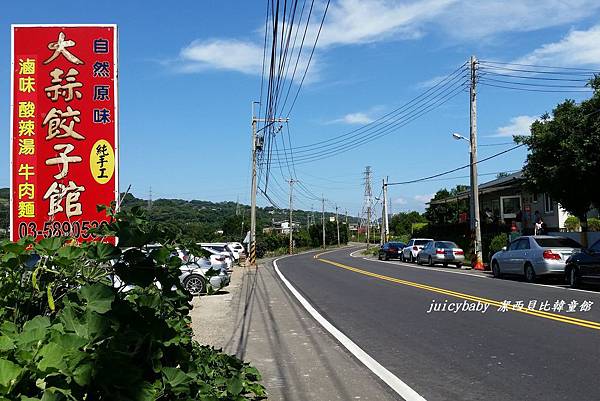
[
  {"xmin": 500, "ymin": 196, "xmax": 521, "ymax": 219},
  {"xmin": 544, "ymin": 193, "xmax": 554, "ymax": 213}
]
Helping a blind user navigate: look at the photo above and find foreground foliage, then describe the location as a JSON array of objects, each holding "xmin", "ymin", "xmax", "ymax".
[{"xmin": 0, "ymin": 206, "xmax": 266, "ymax": 401}]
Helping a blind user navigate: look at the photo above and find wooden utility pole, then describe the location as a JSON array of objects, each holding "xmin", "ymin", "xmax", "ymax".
[
  {"xmin": 335, "ymin": 205, "xmax": 340, "ymax": 246},
  {"xmin": 321, "ymin": 196, "xmax": 326, "ymax": 248},
  {"xmin": 469, "ymin": 56, "xmax": 483, "ymax": 270},
  {"xmin": 288, "ymin": 179, "xmax": 296, "ymax": 255},
  {"xmin": 249, "ymin": 101, "xmax": 288, "ymax": 266}
]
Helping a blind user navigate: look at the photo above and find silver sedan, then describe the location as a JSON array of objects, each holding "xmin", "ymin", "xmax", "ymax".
[
  {"xmin": 416, "ymin": 241, "xmax": 465, "ymax": 268},
  {"xmin": 491, "ymin": 235, "xmax": 582, "ymax": 282}
]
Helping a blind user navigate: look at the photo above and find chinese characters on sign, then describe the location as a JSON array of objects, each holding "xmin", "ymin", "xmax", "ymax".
[{"xmin": 11, "ymin": 25, "xmax": 118, "ymax": 242}]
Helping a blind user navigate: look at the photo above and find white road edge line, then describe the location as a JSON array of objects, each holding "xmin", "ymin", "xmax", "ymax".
[{"xmin": 273, "ymin": 256, "xmax": 427, "ymax": 401}]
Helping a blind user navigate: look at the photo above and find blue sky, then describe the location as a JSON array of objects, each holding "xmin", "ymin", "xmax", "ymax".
[{"xmin": 2, "ymin": 1, "xmax": 599, "ymax": 216}]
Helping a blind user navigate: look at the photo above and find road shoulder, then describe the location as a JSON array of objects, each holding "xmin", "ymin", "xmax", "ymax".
[{"xmin": 191, "ymin": 256, "xmax": 398, "ymax": 401}]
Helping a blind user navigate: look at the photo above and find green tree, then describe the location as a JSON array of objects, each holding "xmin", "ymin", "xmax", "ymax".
[
  {"xmin": 389, "ymin": 211, "xmax": 427, "ymax": 236},
  {"xmin": 516, "ymin": 76, "xmax": 600, "ymax": 244},
  {"xmin": 424, "ymin": 185, "xmax": 469, "ymax": 225}
]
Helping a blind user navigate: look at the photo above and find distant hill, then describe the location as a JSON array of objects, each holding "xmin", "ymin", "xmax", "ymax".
[{"xmin": 0, "ymin": 188, "xmax": 355, "ymax": 242}]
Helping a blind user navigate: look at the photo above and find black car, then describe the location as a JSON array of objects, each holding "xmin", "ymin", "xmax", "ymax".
[
  {"xmin": 378, "ymin": 242, "xmax": 406, "ymax": 261},
  {"xmin": 565, "ymin": 238, "xmax": 600, "ymax": 288}
]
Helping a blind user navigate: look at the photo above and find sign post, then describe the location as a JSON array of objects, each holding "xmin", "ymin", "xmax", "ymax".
[{"xmin": 10, "ymin": 25, "xmax": 118, "ymax": 242}]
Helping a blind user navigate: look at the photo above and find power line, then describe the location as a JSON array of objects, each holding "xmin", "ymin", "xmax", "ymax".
[{"xmin": 387, "ymin": 144, "xmax": 525, "ymax": 186}]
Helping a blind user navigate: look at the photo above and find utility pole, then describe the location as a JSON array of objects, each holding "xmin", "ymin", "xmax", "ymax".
[
  {"xmin": 384, "ymin": 177, "xmax": 389, "ymax": 243},
  {"xmin": 469, "ymin": 56, "xmax": 483, "ymax": 270},
  {"xmin": 288, "ymin": 179, "xmax": 296, "ymax": 255},
  {"xmin": 148, "ymin": 185, "xmax": 152, "ymax": 211},
  {"xmin": 249, "ymin": 101, "xmax": 288, "ymax": 266},
  {"xmin": 381, "ymin": 179, "xmax": 388, "ymax": 245},
  {"xmin": 321, "ymin": 196, "xmax": 326, "ymax": 249},
  {"xmin": 362, "ymin": 166, "xmax": 373, "ymax": 249},
  {"xmin": 345, "ymin": 209, "xmax": 349, "ymax": 242},
  {"xmin": 335, "ymin": 205, "xmax": 340, "ymax": 246}
]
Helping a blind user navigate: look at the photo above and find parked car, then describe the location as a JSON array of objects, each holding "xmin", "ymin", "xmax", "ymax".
[
  {"xmin": 401, "ymin": 238, "xmax": 434, "ymax": 263},
  {"xmin": 416, "ymin": 241, "xmax": 465, "ymax": 268},
  {"xmin": 125, "ymin": 245, "xmax": 230, "ymax": 295},
  {"xmin": 201, "ymin": 245, "xmax": 235, "ymax": 270},
  {"xmin": 564, "ymin": 238, "xmax": 600, "ymax": 288},
  {"xmin": 200, "ymin": 243, "xmax": 238, "ymax": 261},
  {"xmin": 491, "ymin": 235, "xmax": 582, "ymax": 282},
  {"xmin": 228, "ymin": 242, "xmax": 246, "ymax": 258},
  {"xmin": 378, "ymin": 241, "xmax": 406, "ymax": 260},
  {"xmin": 179, "ymin": 259, "xmax": 230, "ymax": 296}
]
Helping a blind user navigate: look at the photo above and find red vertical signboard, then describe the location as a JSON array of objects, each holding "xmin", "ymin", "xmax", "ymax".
[{"xmin": 10, "ymin": 25, "xmax": 118, "ymax": 242}]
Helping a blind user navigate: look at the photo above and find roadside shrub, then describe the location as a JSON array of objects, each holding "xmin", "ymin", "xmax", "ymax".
[
  {"xmin": 489, "ymin": 233, "xmax": 508, "ymax": 257},
  {"xmin": 588, "ymin": 217, "xmax": 600, "ymax": 231},
  {"xmin": 565, "ymin": 216, "xmax": 581, "ymax": 232},
  {"xmin": 0, "ymin": 205, "xmax": 266, "ymax": 401}
]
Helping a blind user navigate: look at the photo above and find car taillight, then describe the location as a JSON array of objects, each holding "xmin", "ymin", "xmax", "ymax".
[
  {"xmin": 543, "ymin": 250, "xmax": 561, "ymax": 260},
  {"xmin": 413, "ymin": 246, "xmax": 418, "ymax": 251},
  {"xmin": 436, "ymin": 249, "xmax": 445, "ymax": 254},
  {"xmin": 454, "ymin": 250, "xmax": 464, "ymax": 255}
]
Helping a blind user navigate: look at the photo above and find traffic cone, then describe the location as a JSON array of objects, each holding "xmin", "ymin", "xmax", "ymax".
[{"xmin": 474, "ymin": 258, "xmax": 485, "ymax": 271}]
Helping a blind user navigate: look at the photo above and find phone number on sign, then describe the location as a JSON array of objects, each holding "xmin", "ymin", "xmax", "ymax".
[{"xmin": 18, "ymin": 221, "xmax": 109, "ymax": 240}]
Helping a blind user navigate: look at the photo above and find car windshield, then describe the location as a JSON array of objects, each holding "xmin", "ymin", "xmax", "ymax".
[
  {"xmin": 414, "ymin": 240, "xmax": 431, "ymax": 246},
  {"xmin": 436, "ymin": 242, "xmax": 458, "ymax": 249},
  {"xmin": 534, "ymin": 237, "xmax": 582, "ymax": 248},
  {"xmin": 390, "ymin": 242, "xmax": 404, "ymax": 247}
]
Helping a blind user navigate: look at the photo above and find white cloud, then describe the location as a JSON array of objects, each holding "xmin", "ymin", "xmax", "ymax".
[
  {"xmin": 178, "ymin": 39, "xmax": 264, "ymax": 75},
  {"xmin": 329, "ymin": 112, "xmax": 374, "ymax": 125},
  {"xmin": 512, "ymin": 24, "xmax": 600, "ymax": 67},
  {"xmin": 414, "ymin": 194, "xmax": 434, "ymax": 203},
  {"xmin": 437, "ymin": 1, "xmax": 600, "ymax": 39},
  {"xmin": 315, "ymin": 0, "xmax": 456, "ymax": 47},
  {"xmin": 492, "ymin": 115, "xmax": 537, "ymax": 138},
  {"xmin": 393, "ymin": 197, "xmax": 408, "ymax": 205},
  {"xmin": 170, "ymin": 1, "xmax": 600, "ymax": 78}
]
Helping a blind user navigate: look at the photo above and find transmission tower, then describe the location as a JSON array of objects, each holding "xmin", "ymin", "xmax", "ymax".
[{"xmin": 361, "ymin": 166, "xmax": 373, "ymax": 249}]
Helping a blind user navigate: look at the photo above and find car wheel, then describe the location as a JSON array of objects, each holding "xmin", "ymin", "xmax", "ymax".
[
  {"xmin": 183, "ymin": 274, "xmax": 206, "ymax": 296},
  {"xmin": 428, "ymin": 256, "xmax": 434, "ymax": 267},
  {"xmin": 384, "ymin": 253, "xmax": 389, "ymax": 261},
  {"xmin": 416, "ymin": 255, "xmax": 422, "ymax": 265},
  {"xmin": 568, "ymin": 266, "xmax": 580, "ymax": 288},
  {"xmin": 410, "ymin": 254, "xmax": 415, "ymax": 263},
  {"xmin": 492, "ymin": 261, "xmax": 502, "ymax": 278},
  {"xmin": 524, "ymin": 263, "xmax": 536, "ymax": 283},
  {"xmin": 378, "ymin": 253, "xmax": 382, "ymax": 260}
]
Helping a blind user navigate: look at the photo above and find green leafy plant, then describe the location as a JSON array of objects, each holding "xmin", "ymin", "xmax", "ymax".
[
  {"xmin": 588, "ymin": 217, "xmax": 600, "ymax": 232},
  {"xmin": 0, "ymin": 205, "xmax": 266, "ymax": 401},
  {"xmin": 564, "ymin": 216, "xmax": 581, "ymax": 232}
]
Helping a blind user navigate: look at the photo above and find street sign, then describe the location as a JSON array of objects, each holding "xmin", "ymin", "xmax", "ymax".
[{"xmin": 10, "ymin": 25, "xmax": 118, "ymax": 242}]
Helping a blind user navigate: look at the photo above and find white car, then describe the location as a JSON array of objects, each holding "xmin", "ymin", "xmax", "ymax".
[
  {"xmin": 228, "ymin": 242, "xmax": 246, "ymax": 258},
  {"xmin": 201, "ymin": 246, "xmax": 235, "ymax": 270},
  {"xmin": 200, "ymin": 243, "xmax": 239, "ymax": 261},
  {"xmin": 402, "ymin": 238, "xmax": 434, "ymax": 263}
]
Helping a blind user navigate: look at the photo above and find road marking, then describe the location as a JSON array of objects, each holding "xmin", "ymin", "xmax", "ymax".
[
  {"xmin": 362, "ymin": 252, "xmax": 600, "ymax": 295},
  {"xmin": 274, "ymin": 256, "xmax": 428, "ymax": 401},
  {"xmin": 316, "ymin": 256, "xmax": 600, "ymax": 331}
]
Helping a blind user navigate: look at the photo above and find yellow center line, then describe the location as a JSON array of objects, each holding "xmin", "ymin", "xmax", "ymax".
[{"xmin": 317, "ymin": 257, "xmax": 600, "ymax": 331}]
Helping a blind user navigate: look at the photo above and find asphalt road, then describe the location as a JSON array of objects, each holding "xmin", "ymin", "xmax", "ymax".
[{"xmin": 276, "ymin": 246, "xmax": 600, "ymax": 401}]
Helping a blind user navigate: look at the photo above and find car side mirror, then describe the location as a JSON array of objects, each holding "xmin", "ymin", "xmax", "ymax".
[{"xmin": 501, "ymin": 246, "xmax": 507, "ymax": 251}]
